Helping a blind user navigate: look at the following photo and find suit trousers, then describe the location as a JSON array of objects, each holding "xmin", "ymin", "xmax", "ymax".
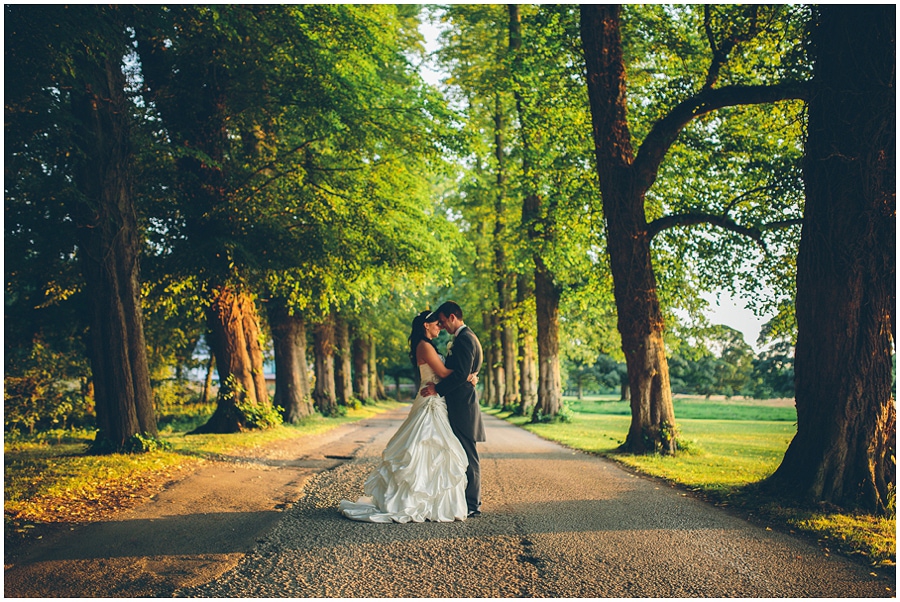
[{"xmin": 452, "ymin": 424, "xmax": 481, "ymax": 512}]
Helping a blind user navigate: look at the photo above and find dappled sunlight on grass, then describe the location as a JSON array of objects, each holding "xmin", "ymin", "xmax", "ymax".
[{"xmin": 4, "ymin": 400, "xmax": 406, "ymax": 527}]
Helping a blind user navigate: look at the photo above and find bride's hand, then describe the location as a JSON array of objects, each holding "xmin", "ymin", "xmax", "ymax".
[{"xmin": 467, "ymin": 373, "xmax": 479, "ymax": 386}]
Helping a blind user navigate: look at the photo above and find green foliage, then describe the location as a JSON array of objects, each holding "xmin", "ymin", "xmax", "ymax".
[
  {"xmin": 668, "ymin": 325, "xmax": 757, "ymax": 397},
  {"xmin": 620, "ymin": 5, "xmax": 809, "ymax": 332},
  {"xmin": 4, "ymin": 340, "xmax": 94, "ymax": 434},
  {"xmin": 531, "ymin": 401, "xmax": 574, "ymax": 424},
  {"xmin": 235, "ymin": 400, "xmax": 284, "ymax": 430},
  {"xmin": 89, "ymin": 432, "xmax": 171, "ymax": 455},
  {"xmin": 123, "ymin": 433, "xmax": 172, "ymax": 454}
]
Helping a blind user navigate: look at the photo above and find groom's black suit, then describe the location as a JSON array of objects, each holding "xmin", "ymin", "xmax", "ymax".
[{"xmin": 435, "ymin": 325, "xmax": 484, "ymax": 513}]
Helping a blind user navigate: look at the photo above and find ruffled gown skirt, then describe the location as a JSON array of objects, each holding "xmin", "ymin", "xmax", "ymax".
[{"xmin": 339, "ymin": 393, "xmax": 468, "ymax": 523}]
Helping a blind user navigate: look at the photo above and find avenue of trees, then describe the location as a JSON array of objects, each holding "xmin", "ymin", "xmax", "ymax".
[{"xmin": 5, "ymin": 5, "xmax": 894, "ymax": 512}]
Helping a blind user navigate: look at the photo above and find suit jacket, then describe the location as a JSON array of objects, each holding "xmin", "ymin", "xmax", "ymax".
[{"xmin": 435, "ymin": 326, "xmax": 485, "ymax": 442}]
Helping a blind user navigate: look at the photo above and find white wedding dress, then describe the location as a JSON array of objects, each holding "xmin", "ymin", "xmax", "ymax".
[{"xmin": 339, "ymin": 363, "xmax": 469, "ymax": 523}]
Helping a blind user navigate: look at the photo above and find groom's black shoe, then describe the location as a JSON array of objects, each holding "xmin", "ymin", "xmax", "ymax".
[{"xmin": 467, "ymin": 510, "xmax": 482, "ymax": 518}]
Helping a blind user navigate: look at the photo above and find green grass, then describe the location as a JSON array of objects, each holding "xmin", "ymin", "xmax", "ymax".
[
  {"xmin": 488, "ymin": 396, "xmax": 895, "ymax": 568},
  {"xmin": 5, "ymin": 399, "xmax": 405, "ymax": 526}
]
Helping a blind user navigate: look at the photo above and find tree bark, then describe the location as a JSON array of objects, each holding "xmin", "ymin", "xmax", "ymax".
[
  {"xmin": 193, "ymin": 286, "xmax": 271, "ymax": 433},
  {"xmin": 516, "ymin": 274, "xmax": 538, "ymax": 414},
  {"xmin": 532, "ymin": 258, "xmax": 563, "ymax": 420},
  {"xmin": 71, "ymin": 43, "xmax": 157, "ymax": 451},
  {"xmin": 765, "ymin": 5, "xmax": 895, "ymax": 512},
  {"xmin": 312, "ymin": 315, "xmax": 338, "ymax": 415},
  {"xmin": 365, "ymin": 334, "xmax": 387, "ymax": 400},
  {"xmin": 481, "ymin": 310, "xmax": 495, "ymax": 404},
  {"xmin": 352, "ymin": 329, "xmax": 371, "ymax": 401},
  {"xmin": 201, "ymin": 354, "xmax": 215, "ymax": 405},
  {"xmin": 490, "ymin": 312, "xmax": 505, "ymax": 408},
  {"xmin": 268, "ymin": 299, "xmax": 313, "ymax": 423},
  {"xmin": 581, "ymin": 4, "xmax": 677, "ymax": 453},
  {"xmin": 334, "ymin": 314, "xmax": 354, "ymax": 405}
]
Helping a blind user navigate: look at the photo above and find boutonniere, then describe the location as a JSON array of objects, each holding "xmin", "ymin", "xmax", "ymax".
[{"xmin": 447, "ymin": 339, "xmax": 454, "ymax": 355}]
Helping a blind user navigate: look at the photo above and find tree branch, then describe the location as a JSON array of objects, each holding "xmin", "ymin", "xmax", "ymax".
[
  {"xmin": 648, "ymin": 212, "xmax": 764, "ymax": 246},
  {"xmin": 648, "ymin": 212, "xmax": 804, "ymax": 249},
  {"xmin": 633, "ymin": 81, "xmax": 809, "ymax": 196}
]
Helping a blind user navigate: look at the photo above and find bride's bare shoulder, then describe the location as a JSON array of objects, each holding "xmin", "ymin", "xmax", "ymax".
[{"xmin": 416, "ymin": 340, "xmax": 438, "ymax": 363}]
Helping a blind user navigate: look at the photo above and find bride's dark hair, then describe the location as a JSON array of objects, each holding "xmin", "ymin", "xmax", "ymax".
[{"xmin": 408, "ymin": 310, "xmax": 438, "ymax": 373}]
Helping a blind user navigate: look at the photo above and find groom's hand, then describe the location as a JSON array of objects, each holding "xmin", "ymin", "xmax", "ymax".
[{"xmin": 420, "ymin": 383, "xmax": 437, "ymax": 397}]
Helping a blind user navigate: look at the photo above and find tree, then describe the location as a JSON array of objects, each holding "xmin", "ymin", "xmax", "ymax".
[
  {"xmin": 748, "ymin": 340, "xmax": 794, "ymax": 400},
  {"xmin": 6, "ymin": 5, "xmax": 158, "ymax": 450},
  {"xmin": 580, "ymin": 5, "xmax": 808, "ymax": 453},
  {"xmin": 766, "ymin": 5, "xmax": 895, "ymax": 513},
  {"xmin": 437, "ymin": 5, "xmax": 606, "ymax": 419},
  {"xmin": 268, "ymin": 299, "xmax": 313, "ymax": 422}
]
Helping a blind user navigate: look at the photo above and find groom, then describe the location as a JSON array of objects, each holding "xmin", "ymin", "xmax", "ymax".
[{"xmin": 421, "ymin": 301, "xmax": 485, "ymax": 517}]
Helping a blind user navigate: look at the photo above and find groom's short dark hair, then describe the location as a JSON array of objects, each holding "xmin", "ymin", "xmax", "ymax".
[{"xmin": 436, "ymin": 301, "xmax": 463, "ymax": 320}]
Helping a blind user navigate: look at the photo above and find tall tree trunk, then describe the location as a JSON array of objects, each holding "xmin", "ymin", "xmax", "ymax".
[
  {"xmin": 581, "ymin": 4, "xmax": 676, "ymax": 454},
  {"xmin": 268, "ymin": 299, "xmax": 312, "ymax": 423},
  {"xmin": 71, "ymin": 45, "xmax": 157, "ymax": 451},
  {"xmin": 516, "ymin": 274, "xmax": 538, "ymax": 414},
  {"xmin": 492, "ymin": 91, "xmax": 520, "ymax": 411},
  {"xmin": 500, "ymin": 296, "xmax": 518, "ymax": 410},
  {"xmin": 532, "ymin": 258, "xmax": 563, "ymax": 420},
  {"xmin": 490, "ymin": 312, "xmax": 505, "ymax": 408},
  {"xmin": 201, "ymin": 353, "xmax": 215, "ymax": 405},
  {"xmin": 193, "ymin": 286, "xmax": 270, "ymax": 433},
  {"xmin": 367, "ymin": 334, "xmax": 387, "ymax": 400},
  {"xmin": 312, "ymin": 315, "xmax": 338, "ymax": 415},
  {"xmin": 481, "ymin": 310, "xmax": 495, "ymax": 404},
  {"xmin": 510, "ymin": 4, "xmax": 560, "ymax": 418},
  {"xmin": 334, "ymin": 314, "xmax": 354, "ymax": 405},
  {"xmin": 352, "ymin": 328, "xmax": 371, "ymax": 402},
  {"xmin": 765, "ymin": 5, "xmax": 895, "ymax": 512}
]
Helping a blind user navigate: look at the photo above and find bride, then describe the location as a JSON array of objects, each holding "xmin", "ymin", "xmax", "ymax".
[{"xmin": 339, "ymin": 310, "xmax": 474, "ymax": 523}]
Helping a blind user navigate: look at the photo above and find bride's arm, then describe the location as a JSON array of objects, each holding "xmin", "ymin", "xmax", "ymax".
[
  {"xmin": 417, "ymin": 341, "xmax": 453, "ymax": 378},
  {"xmin": 417, "ymin": 341, "xmax": 479, "ymax": 384}
]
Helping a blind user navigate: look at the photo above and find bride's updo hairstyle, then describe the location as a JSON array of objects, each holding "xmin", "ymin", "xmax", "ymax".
[{"xmin": 408, "ymin": 310, "xmax": 439, "ymax": 370}]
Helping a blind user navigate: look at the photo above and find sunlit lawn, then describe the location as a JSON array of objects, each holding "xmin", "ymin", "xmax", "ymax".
[
  {"xmin": 5, "ymin": 399, "xmax": 406, "ymax": 525},
  {"xmin": 492, "ymin": 396, "xmax": 796, "ymax": 492}
]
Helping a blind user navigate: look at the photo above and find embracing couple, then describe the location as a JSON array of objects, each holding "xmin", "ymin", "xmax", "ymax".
[{"xmin": 340, "ymin": 301, "xmax": 485, "ymax": 523}]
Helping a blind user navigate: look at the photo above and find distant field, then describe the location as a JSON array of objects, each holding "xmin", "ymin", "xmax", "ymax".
[
  {"xmin": 568, "ymin": 395, "xmax": 797, "ymax": 422},
  {"xmin": 491, "ymin": 395, "xmax": 798, "ymax": 491}
]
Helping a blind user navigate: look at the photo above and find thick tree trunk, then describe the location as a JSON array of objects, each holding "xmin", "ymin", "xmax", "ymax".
[
  {"xmin": 312, "ymin": 315, "xmax": 338, "ymax": 415},
  {"xmin": 352, "ymin": 329, "xmax": 371, "ymax": 402},
  {"xmin": 71, "ymin": 50, "xmax": 157, "ymax": 451},
  {"xmin": 581, "ymin": 4, "xmax": 677, "ymax": 454},
  {"xmin": 765, "ymin": 5, "xmax": 895, "ymax": 512},
  {"xmin": 193, "ymin": 286, "xmax": 271, "ymax": 433},
  {"xmin": 268, "ymin": 300, "xmax": 313, "ymax": 423},
  {"xmin": 532, "ymin": 258, "xmax": 563, "ymax": 420},
  {"xmin": 334, "ymin": 315, "xmax": 354, "ymax": 406}
]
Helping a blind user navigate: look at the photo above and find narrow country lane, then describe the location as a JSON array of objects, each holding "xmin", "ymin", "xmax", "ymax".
[{"xmin": 181, "ymin": 407, "xmax": 892, "ymax": 598}]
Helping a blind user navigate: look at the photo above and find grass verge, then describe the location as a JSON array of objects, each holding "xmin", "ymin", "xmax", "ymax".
[
  {"xmin": 4, "ymin": 399, "xmax": 405, "ymax": 544},
  {"xmin": 488, "ymin": 396, "xmax": 895, "ymax": 569}
]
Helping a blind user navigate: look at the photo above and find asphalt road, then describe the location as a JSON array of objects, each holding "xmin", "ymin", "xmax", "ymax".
[{"xmin": 5, "ymin": 406, "xmax": 894, "ymax": 598}]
